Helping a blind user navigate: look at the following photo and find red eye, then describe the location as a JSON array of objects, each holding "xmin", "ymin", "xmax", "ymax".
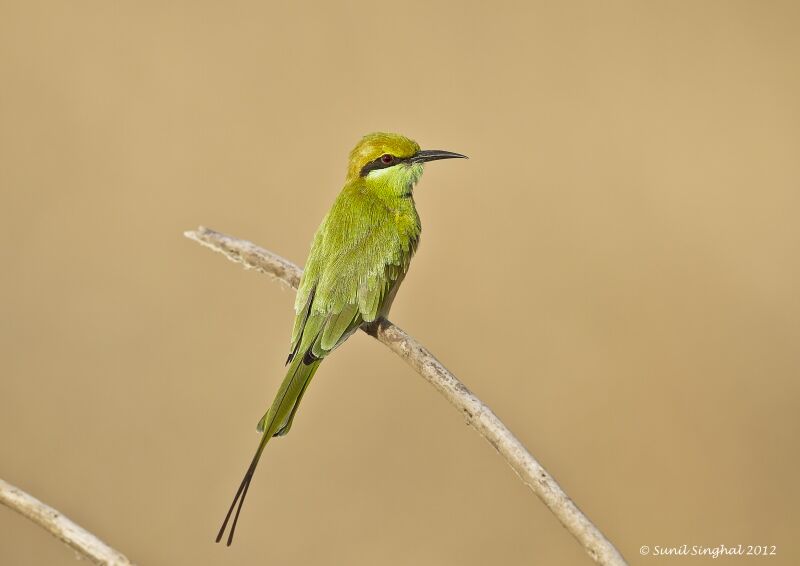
[{"xmin": 380, "ymin": 154, "xmax": 393, "ymax": 164}]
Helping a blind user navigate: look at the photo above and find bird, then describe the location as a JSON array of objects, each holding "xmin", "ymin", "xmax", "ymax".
[{"xmin": 216, "ymin": 132, "xmax": 467, "ymax": 545}]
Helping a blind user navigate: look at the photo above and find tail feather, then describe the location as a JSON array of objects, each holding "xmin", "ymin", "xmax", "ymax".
[
  {"xmin": 257, "ymin": 358, "xmax": 321, "ymax": 434},
  {"xmin": 273, "ymin": 359, "xmax": 320, "ymax": 436},
  {"xmin": 217, "ymin": 356, "xmax": 322, "ymax": 545},
  {"xmin": 215, "ymin": 434, "xmax": 268, "ymax": 546}
]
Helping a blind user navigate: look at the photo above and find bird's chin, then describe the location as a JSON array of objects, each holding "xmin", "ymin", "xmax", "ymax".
[
  {"xmin": 365, "ymin": 163, "xmax": 424, "ymax": 194},
  {"xmin": 406, "ymin": 162, "xmax": 424, "ymax": 186}
]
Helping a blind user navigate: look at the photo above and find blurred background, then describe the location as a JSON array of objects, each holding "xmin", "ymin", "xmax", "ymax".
[{"xmin": 1, "ymin": 1, "xmax": 798, "ymax": 564}]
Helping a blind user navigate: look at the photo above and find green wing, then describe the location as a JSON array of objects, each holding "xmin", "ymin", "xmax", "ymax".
[
  {"xmin": 260, "ymin": 184, "xmax": 419, "ymax": 437},
  {"xmin": 287, "ymin": 185, "xmax": 420, "ymax": 365}
]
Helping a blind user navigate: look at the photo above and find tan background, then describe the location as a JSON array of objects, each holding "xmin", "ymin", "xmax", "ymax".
[{"xmin": 1, "ymin": 1, "xmax": 798, "ymax": 565}]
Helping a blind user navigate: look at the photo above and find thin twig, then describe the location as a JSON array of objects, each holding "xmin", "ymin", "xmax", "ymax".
[
  {"xmin": 0, "ymin": 478, "xmax": 135, "ymax": 565},
  {"xmin": 185, "ymin": 226, "xmax": 627, "ymax": 566}
]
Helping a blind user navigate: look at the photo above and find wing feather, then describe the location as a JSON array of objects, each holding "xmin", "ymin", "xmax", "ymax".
[{"xmin": 287, "ymin": 186, "xmax": 420, "ymax": 362}]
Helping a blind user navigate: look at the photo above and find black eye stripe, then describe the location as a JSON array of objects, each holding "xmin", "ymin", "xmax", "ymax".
[{"xmin": 359, "ymin": 154, "xmax": 409, "ymax": 177}]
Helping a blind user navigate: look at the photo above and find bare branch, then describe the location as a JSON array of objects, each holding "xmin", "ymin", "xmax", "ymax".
[
  {"xmin": 0, "ymin": 478, "xmax": 135, "ymax": 565},
  {"xmin": 185, "ymin": 226, "xmax": 627, "ymax": 566}
]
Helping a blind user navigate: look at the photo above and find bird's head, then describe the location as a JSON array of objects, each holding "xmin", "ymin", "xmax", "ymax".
[{"xmin": 346, "ymin": 132, "xmax": 466, "ymax": 189}]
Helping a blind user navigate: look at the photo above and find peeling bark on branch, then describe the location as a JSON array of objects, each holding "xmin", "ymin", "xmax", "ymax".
[{"xmin": 185, "ymin": 226, "xmax": 627, "ymax": 566}]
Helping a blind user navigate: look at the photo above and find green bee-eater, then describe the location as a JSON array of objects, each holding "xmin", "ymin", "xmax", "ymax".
[{"xmin": 216, "ymin": 132, "xmax": 466, "ymax": 545}]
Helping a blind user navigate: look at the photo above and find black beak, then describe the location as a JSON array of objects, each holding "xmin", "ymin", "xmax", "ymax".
[{"xmin": 410, "ymin": 150, "xmax": 468, "ymax": 164}]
